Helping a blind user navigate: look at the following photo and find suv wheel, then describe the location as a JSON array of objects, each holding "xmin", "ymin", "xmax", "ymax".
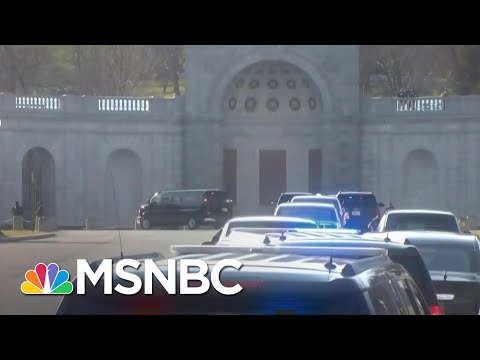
[
  {"xmin": 141, "ymin": 218, "xmax": 151, "ymax": 230},
  {"xmin": 187, "ymin": 217, "xmax": 197, "ymax": 230}
]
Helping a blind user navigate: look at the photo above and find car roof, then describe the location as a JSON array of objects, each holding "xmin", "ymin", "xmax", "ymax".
[
  {"xmin": 293, "ymin": 195, "xmax": 338, "ymax": 200},
  {"xmin": 168, "ymin": 244, "xmax": 394, "ymax": 280},
  {"xmin": 162, "ymin": 189, "xmax": 223, "ymax": 193},
  {"xmin": 281, "ymin": 192, "xmax": 312, "ymax": 195},
  {"xmin": 227, "ymin": 216, "xmax": 317, "ymax": 224},
  {"xmin": 279, "ymin": 238, "xmax": 418, "ymax": 250},
  {"xmin": 225, "ymin": 230, "xmax": 416, "ymax": 249},
  {"xmin": 385, "ymin": 209, "xmax": 455, "ymax": 216},
  {"xmin": 277, "ymin": 202, "xmax": 336, "ymax": 209},
  {"xmin": 338, "ymin": 191, "xmax": 374, "ymax": 196}
]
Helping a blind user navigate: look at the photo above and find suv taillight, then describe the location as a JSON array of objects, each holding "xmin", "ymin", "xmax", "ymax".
[{"xmin": 430, "ymin": 304, "xmax": 443, "ymax": 315}]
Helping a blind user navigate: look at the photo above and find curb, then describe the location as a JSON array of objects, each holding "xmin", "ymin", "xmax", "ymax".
[{"xmin": 0, "ymin": 232, "xmax": 57, "ymax": 242}]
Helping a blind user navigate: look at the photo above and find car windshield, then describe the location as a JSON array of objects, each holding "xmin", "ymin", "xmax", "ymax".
[
  {"xmin": 414, "ymin": 244, "xmax": 477, "ymax": 273},
  {"xmin": 384, "ymin": 213, "xmax": 459, "ymax": 232},
  {"xmin": 292, "ymin": 197, "xmax": 337, "ymax": 207},
  {"xmin": 278, "ymin": 194, "xmax": 306, "ymax": 204},
  {"xmin": 276, "ymin": 206, "xmax": 339, "ymax": 224},
  {"xmin": 150, "ymin": 194, "xmax": 161, "ymax": 205}
]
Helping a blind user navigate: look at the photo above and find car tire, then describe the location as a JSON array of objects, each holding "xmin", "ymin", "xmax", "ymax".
[
  {"xmin": 141, "ymin": 218, "xmax": 151, "ymax": 230},
  {"xmin": 187, "ymin": 217, "xmax": 197, "ymax": 230}
]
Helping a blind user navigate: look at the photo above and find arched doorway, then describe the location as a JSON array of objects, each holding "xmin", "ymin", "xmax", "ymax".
[
  {"xmin": 22, "ymin": 147, "xmax": 56, "ymax": 220},
  {"xmin": 221, "ymin": 60, "xmax": 325, "ymax": 214},
  {"xmin": 402, "ymin": 149, "xmax": 441, "ymax": 209},
  {"xmin": 104, "ymin": 149, "xmax": 142, "ymax": 229}
]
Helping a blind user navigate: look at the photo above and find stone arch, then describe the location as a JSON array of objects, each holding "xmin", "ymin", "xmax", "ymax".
[
  {"xmin": 402, "ymin": 149, "xmax": 441, "ymax": 209},
  {"xmin": 22, "ymin": 147, "xmax": 56, "ymax": 220},
  {"xmin": 223, "ymin": 60, "xmax": 325, "ymax": 120},
  {"xmin": 104, "ymin": 149, "xmax": 142, "ymax": 228},
  {"xmin": 208, "ymin": 47, "xmax": 334, "ymax": 116}
]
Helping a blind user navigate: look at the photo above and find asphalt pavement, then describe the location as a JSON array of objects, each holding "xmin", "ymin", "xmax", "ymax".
[{"xmin": 0, "ymin": 229, "xmax": 216, "ymax": 315}]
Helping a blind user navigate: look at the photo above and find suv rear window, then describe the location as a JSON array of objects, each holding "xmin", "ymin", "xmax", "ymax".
[
  {"xmin": 338, "ymin": 194, "xmax": 378, "ymax": 210},
  {"xmin": 278, "ymin": 194, "xmax": 307, "ymax": 205},
  {"xmin": 414, "ymin": 244, "xmax": 478, "ymax": 273},
  {"xmin": 275, "ymin": 206, "xmax": 338, "ymax": 223},
  {"xmin": 384, "ymin": 213, "xmax": 459, "ymax": 232}
]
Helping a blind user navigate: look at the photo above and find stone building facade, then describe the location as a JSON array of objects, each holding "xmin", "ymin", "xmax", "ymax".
[{"xmin": 0, "ymin": 45, "xmax": 477, "ymax": 228}]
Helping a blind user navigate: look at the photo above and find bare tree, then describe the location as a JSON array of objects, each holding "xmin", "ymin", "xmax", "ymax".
[{"xmin": 0, "ymin": 45, "xmax": 52, "ymax": 94}]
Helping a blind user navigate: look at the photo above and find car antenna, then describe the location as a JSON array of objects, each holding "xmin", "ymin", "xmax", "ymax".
[
  {"xmin": 263, "ymin": 235, "xmax": 271, "ymax": 245},
  {"xmin": 443, "ymin": 270, "xmax": 448, "ymax": 281},
  {"xmin": 279, "ymin": 231, "xmax": 286, "ymax": 241},
  {"xmin": 324, "ymin": 256, "xmax": 337, "ymax": 273},
  {"xmin": 110, "ymin": 170, "xmax": 125, "ymax": 260},
  {"xmin": 384, "ymin": 232, "xmax": 391, "ymax": 243}
]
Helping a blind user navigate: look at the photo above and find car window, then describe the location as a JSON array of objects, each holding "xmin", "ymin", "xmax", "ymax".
[
  {"xmin": 390, "ymin": 278, "xmax": 418, "ymax": 315},
  {"xmin": 369, "ymin": 279, "xmax": 402, "ymax": 315},
  {"xmin": 414, "ymin": 244, "xmax": 476, "ymax": 273},
  {"xmin": 160, "ymin": 193, "xmax": 172, "ymax": 204},
  {"xmin": 205, "ymin": 192, "xmax": 226, "ymax": 212},
  {"xmin": 293, "ymin": 197, "xmax": 338, "ymax": 210},
  {"xmin": 338, "ymin": 195, "xmax": 377, "ymax": 210},
  {"xmin": 395, "ymin": 278, "xmax": 428, "ymax": 315},
  {"xmin": 377, "ymin": 214, "xmax": 387, "ymax": 230},
  {"xmin": 150, "ymin": 194, "xmax": 161, "ymax": 205},
  {"xmin": 275, "ymin": 206, "xmax": 338, "ymax": 223},
  {"xmin": 278, "ymin": 194, "xmax": 297, "ymax": 205},
  {"xmin": 178, "ymin": 191, "xmax": 203, "ymax": 206},
  {"xmin": 384, "ymin": 213, "xmax": 459, "ymax": 232},
  {"xmin": 405, "ymin": 279, "xmax": 430, "ymax": 315},
  {"xmin": 387, "ymin": 252, "xmax": 437, "ymax": 306}
]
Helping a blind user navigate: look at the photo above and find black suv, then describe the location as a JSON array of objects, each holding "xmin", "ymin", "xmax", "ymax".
[
  {"xmin": 273, "ymin": 235, "xmax": 442, "ymax": 315},
  {"xmin": 57, "ymin": 245, "xmax": 431, "ymax": 315},
  {"xmin": 337, "ymin": 191, "xmax": 384, "ymax": 231},
  {"xmin": 136, "ymin": 189, "xmax": 233, "ymax": 230}
]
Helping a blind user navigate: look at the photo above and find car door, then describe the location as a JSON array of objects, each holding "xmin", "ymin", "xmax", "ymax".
[
  {"xmin": 146, "ymin": 194, "xmax": 164, "ymax": 226},
  {"xmin": 157, "ymin": 193, "xmax": 177, "ymax": 226}
]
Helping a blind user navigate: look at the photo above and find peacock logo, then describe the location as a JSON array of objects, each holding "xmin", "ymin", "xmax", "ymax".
[{"xmin": 21, "ymin": 263, "xmax": 74, "ymax": 295}]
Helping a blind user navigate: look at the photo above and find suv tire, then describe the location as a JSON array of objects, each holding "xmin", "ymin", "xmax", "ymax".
[
  {"xmin": 141, "ymin": 218, "xmax": 151, "ymax": 230},
  {"xmin": 187, "ymin": 217, "xmax": 198, "ymax": 230}
]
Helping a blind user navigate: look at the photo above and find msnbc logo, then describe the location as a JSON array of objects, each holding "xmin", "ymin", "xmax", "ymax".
[{"xmin": 21, "ymin": 263, "xmax": 74, "ymax": 295}]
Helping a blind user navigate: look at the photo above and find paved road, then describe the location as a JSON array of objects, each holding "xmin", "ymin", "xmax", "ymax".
[{"xmin": 0, "ymin": 229, "xmax": 216, "ymax": 315}]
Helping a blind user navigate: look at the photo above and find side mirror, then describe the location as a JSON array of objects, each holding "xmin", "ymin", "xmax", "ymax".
[{"xmin": 378, "ymin": 202, "xmax": 385, "ymax": 208}]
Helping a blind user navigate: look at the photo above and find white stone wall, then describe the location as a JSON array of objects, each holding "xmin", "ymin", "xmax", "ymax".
[{"xmin": 0, "ymin": 106, "xmax": 182, "ymax": 228}]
